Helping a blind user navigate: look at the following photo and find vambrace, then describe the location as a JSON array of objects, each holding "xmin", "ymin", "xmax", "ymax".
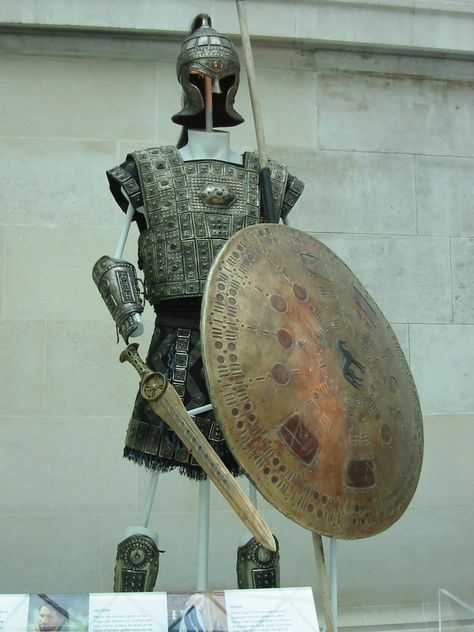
[{"xmin": 92, "ymin": 255, "xmax": 144, "ymax": 343}]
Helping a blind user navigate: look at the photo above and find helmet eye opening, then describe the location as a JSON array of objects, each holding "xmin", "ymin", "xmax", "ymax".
[
  {"xmin": 190, "ymin": 73, "xmax": 205, "ymax": 90},
  {"xmin": 189, "ymin": 73, "xmax": 235, "ymax": 98},
  {"xmin": 220, "ymin": 75, "xmax": 234, "ymax": 90}
]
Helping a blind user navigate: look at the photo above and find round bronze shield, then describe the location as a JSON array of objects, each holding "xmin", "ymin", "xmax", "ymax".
[{"xmin": 202, "ymin": 224, "xmax": 423, "ymax": 539}]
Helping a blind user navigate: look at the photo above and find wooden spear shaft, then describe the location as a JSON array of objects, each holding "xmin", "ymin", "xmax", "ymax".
[
  {"xmin": 236, "ymin": 0, "xmax": 277, "ymax": 223},
  {"xmin": 313, "ymin": 533, "xmax": 335, "ymax": 632},
  {"xmin": 236, "ymin": 4, "xmax": 335, "ymax": 629}
]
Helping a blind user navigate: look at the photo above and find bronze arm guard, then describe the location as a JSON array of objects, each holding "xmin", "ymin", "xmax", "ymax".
[{"xmin": 92, "ymin": 255, "xmax": 144, "ymax": 343}]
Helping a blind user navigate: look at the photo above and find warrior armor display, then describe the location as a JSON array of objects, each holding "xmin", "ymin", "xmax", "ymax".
[
  {"xmin": 236, "ymin": 536, "xmax": 280, "ymax": 589},
  {"xmin": 172, "ymin": 14, "xmax": 244, "ymax": 129},
  {"xmin": 114, "ymin": 533, "xmax": 160, "ymax": 592},
  {"xmin": 92, "ymin": 255, "xmax": 144, "ymax": 343},
  {"xmin": 94, "ymin": 11, "xmax": 307, "ymax": 596}
]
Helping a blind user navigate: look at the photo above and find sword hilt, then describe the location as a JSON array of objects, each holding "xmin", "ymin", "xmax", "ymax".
[
  {"xmin": 120, "ymin": 343, "xmax": 168, "ymax": 401},
  {"xmin": 120, "ymin": 343, "xmax": 150, "ymax": 378}
]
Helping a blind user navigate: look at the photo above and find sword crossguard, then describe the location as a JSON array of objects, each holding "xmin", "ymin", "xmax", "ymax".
[
  {"xmin": 141, "ymin": 372, "xmax": 167, "ymax": 402},
  {"xmin": 120, "ymin": 343, "xmax": 168, "ymax": 401}
]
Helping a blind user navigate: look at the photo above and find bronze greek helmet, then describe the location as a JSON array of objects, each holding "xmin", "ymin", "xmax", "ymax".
[{"xmin": 172, "ymin": 14, "xmax": 244, "ymax": 129}]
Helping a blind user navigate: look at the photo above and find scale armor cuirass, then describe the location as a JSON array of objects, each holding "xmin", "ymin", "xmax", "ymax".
[
  {"xmin": 109, "ymin": 146, "xmax": 303, "ymax": 305},
  {"xmin": 106, "ymin": 146, "xmax": 304, "ymax": 477}
]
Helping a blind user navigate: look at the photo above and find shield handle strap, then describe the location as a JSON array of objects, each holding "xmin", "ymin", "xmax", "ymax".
[
  {"xmin": 120, "ymin": 343, "xmax": 276, "ymax": 553},
  {"xmin": 236, "ymin": 0, "xmax": 277, "ymax": 224}
]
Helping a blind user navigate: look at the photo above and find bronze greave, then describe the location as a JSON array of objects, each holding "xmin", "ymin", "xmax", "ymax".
[
  {"xmin": 114, "ymin": 534, "xmax": 160, "ymax": 592},
  {"xmin": 236, "ymin": 535, "xmax": 280, "ymax": 589}
]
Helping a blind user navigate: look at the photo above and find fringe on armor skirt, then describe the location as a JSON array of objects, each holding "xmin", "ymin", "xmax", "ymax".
[{"xmin": 123, "ymin": 312, "xmax": 242, "ymax": 480}]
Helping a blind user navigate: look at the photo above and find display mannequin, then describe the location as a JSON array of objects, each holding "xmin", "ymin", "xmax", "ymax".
[
  {"xmin": 93, "ymin": 14, "xmax": 304, "ymax": 592},
  {"xmin": 179, "ymin": 129, "xmax": 243, "ymax": 165}
]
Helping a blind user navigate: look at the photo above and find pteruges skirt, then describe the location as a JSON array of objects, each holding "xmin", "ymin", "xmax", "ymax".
[{"xmin": 123, "ymin": 300, "xmax": 242, "ymax": 480}]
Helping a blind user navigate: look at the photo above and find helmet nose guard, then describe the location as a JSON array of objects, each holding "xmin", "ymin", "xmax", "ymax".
[{"xmin": 172, "ymin": 14, "xmax": 244, "ymax": 128}]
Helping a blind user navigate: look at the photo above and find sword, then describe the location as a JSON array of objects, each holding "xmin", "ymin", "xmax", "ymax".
[{"xmin": 120, "ymin": 343, "xmax": 276, "ymax": 552}]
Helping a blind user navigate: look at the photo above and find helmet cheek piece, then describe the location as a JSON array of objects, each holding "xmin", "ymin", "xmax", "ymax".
[
  {"xmin": 225, "ymin": 78, "xmax": 243, "ymax": 125},
  {"xmin": 174, "ymin": 70, "xmax": 205, "ymax": 123}
]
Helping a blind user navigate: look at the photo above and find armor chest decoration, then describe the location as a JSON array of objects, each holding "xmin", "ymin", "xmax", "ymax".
[{"xmin": 132, "ymin": 146, "xmax": 288, "ymax": 304}]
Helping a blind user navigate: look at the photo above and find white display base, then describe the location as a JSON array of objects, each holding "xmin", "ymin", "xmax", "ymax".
[{"xmin": 0, "ymin": 587, "xmax": 318, "ymax": 632}]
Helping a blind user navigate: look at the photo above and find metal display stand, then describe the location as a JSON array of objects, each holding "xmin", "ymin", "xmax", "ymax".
[{"xmin": 438, "ymin": 589, "xmax": 474, "ymax": 630}]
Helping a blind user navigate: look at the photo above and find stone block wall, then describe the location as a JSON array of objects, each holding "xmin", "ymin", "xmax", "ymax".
[{"xmin": 1, "ymin": 1, "xmax": 473, "ymax": 628}]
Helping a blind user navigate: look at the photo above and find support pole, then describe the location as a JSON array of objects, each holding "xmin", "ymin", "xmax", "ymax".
[
  {"xmin": 238, "ymin": 481, "xmax": 258, "ymax": 547},
  {"xmin": 135, "ymin": 402, "xmax": 215, "ymax": 590},
  {"xmin": 330, "ymin": 537, "xmax": 338, "ymax": 631},
  {"xmin": 196, "ymin": 478, "xmax": 211, "ymax": 591},
  {"xmin": 312, "ymin": 533, "xmax": 335, "ymax": 632},
  {"xmin": 114, "ymin": 203, "xmax": 134, "ymax": 259},
  {"xmin": 140, "ymin": 471, "xmax": 160, "ymax": 528},
  {"xmin": 190, "ymin": 402, "xmax": 213, "ymax": 592},
  {"xmin": 204, "ymin": 75, "xmax": 213, "ymax": 132},
  {"xmin": 248, "ymin": 481, "xmax": 258, "ymax": 508}
]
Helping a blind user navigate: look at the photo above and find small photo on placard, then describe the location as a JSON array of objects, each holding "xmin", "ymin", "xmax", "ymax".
[
  {"xmin": 27, "ymin": 593, "xmax": 89, "ymax": 632},
  {"xmin": 167, "ymin": 592, "xmax": 228, "ymax": 632}
]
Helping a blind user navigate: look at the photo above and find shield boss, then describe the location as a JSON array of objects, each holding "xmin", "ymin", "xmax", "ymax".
[{"xmin": 202, "ymin": 224, "xmax": 423, "ymax": 538}]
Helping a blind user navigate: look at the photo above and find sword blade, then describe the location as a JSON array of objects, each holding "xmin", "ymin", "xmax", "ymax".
[
  {"xmin": 120, "ymin": 343, "xmax": 276, "ymax": 552},
  {"xmin": 151, "ymin": 385, "xmax": 276, "ymax": 552}
]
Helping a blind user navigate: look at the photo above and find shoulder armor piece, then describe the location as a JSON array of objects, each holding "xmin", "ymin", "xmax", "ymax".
[
  {"xmin": 282, "ymin": 173, "xmax": 305, "ymax": 219},
  {"xmin": 248, "ymin": 153, "xmax": 289, "ymax": 221},
  {"xmin": 252, "ymin": 155, "xmax": 304, "ymax": 220},
  {"xmin": 107, "ymin": 163, "xmax": 143, "ymax": 212},
  {"xmin": 267, "ymin": 158, "xmax": 289, "ymax": 220}
]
